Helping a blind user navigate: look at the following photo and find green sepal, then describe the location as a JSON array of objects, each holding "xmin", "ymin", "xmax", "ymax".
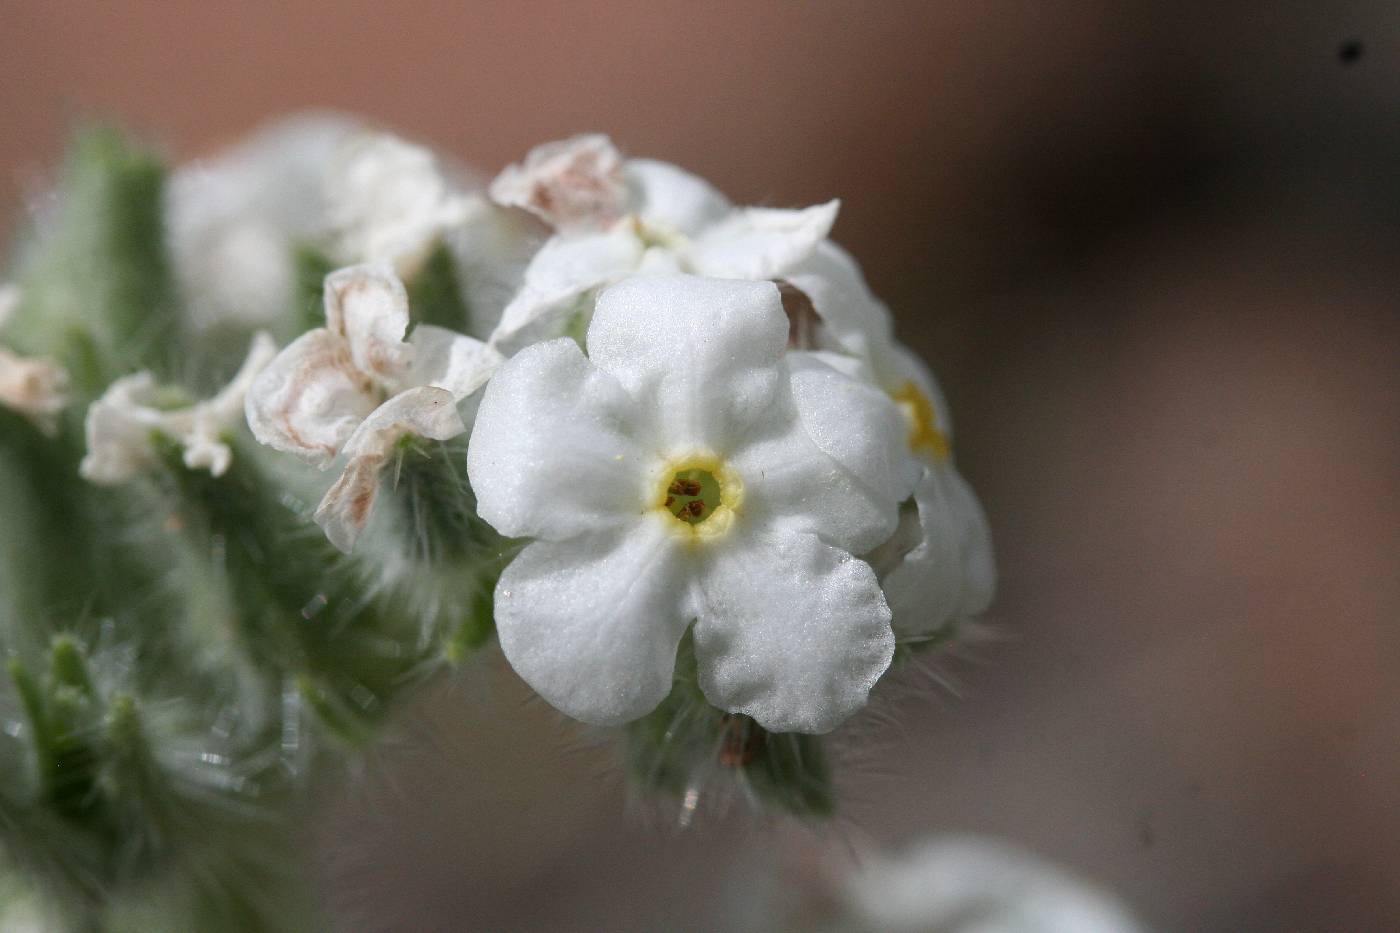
[
  {"xmin": 8, "ymin": 642, "xmax": 107, "ymax": 828},
  {"xmin": 737, "ymin": 728, "xmax": 834, "ymax": 818},
  {"xmin": 623, "ymin": 633, "xmax": 835, "ymax": 820},
  {"xmin": 50, "ymin": 636, "xmax": 96, "ymax": 697},
  {"xmin": 407, "ymin": 241, "xmax": 471, "ymax": 332},
  {"xmin": 291, "ymin": 244, "xmax": 335, "ymax": 334},
  {"xmin": 443, "ymin": 586, "xmax": 497, "ymax": 664}
]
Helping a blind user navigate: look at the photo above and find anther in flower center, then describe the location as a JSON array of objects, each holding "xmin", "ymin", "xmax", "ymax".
[
  {"xmin": 665, "ymin": 468, "xmax": 721, "ymax": 524},
  {"xmin": 653, "ymin": 455, "xmax": 743, "ymax": 540}
]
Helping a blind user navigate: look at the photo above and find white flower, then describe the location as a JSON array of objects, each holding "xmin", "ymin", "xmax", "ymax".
[
  {"xmin": 467, "ymin": 274, "xmax": 917, "ymax": 733},
  {"xmin": 783, "ymin": 247, "xmax": 995, "ymax": 638},
  {"xmin": 822, "ymin": 837, "xmax": 1146, "ymax": 933},
  {"xmin": 80, "ymin": 332, "xmax": 276, "ymax": 484},
  {"xmin": 486, "ymin": 134, "xmax": 839, "ymax": 352},
  {"xmin": 245, "ymin": 263, "xmax": 500, "ymax": 552},
  {"xmin": 0, "ymin": 285, "xmax": 70, "ymax": 435},
  {"xmin": 167, "ymin": 114, "xmax": 363, "ymax": 331},
  {"xmin": 325, "ymin": 134, "xmax": 472, "ymax": 277}
]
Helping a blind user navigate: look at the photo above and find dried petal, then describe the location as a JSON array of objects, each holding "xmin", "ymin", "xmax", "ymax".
[
  {"xmin": 82, "ymin": 333, "xmax": 274, "ymax": 484},
  {"xmin": 404, "ymin": 325, "xmax": 502, "ymax": 400},
  {"xmin": 323, "ymin": 264, "xmax": 414, "ymax": 382},
  {"xmin": 244, "ymin": 328, "xmax": 379, "ymax": 469},
  {"xmin": 489, "ymin": 134, "xmax": 629, "ymax": 234},
  {"xmin": 0, "ymin": 346, "xmax": 69, "ymax": 435},
  {"xmin": 313, "ymin": 387, "xmax": 465, "ymax": 552}
]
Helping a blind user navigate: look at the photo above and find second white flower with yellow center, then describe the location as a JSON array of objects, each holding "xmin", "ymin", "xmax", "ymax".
[{"xmin": 468, "ymin": 274, "xmax": 917, "ymax": 733}]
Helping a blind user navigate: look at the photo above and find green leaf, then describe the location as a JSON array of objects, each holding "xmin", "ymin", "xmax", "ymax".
[{"xmin": 10, "ymin": 126, "xmax": 178, "ymax": 391}]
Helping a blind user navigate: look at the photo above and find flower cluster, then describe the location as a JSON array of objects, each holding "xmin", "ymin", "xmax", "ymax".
[
  {"xmin": 78, "ymin": 126, "xmax": 994, "ymax": 739},
  {"xmin": 472, "ymin": 135, "xmax": 995, "ymax": 734}
]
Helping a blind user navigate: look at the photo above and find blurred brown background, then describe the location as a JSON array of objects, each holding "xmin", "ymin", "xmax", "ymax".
[{"xmin": 4, "ymin": 2, "xmax": 1399, "ymax": 930}]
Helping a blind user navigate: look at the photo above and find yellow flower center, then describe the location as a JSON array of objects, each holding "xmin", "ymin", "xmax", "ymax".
[
  {"xmin": 892, "ymin": 381, "xmax": 950, "ymax": 461},
  {"xmin": 652, "ymin": 453, "xmax": 743, "ymax": 542}
]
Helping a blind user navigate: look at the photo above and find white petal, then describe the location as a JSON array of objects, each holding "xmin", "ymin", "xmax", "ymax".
[
  {"xmin": 313, "ymin": 387, "xmax": 465, "ymax": 552},
  {"xmin": 688, "ymin": 200, "xmax": 840, "ymax": 280},
  {"xmin": 488, "ymin": 228, "xmax": 642, "ymax": 352},
  {"xmin": 725, "ymin": 355, "xmax": 916, "ymax": 554},
  {"xmin": 789, "ymin": 352, "xmax": 922, "ymax": 504},
  {"xmin": 489, "ymin": 134, "xmax": 629, "ymax": 233},
  {"xmin": 244, "ymin": 329, "xmax": 379, "ymax": 469},
  {"xmin": 326, "ymin": 133, "xmax": 470, "ymax": 275},
  {"xmin": 586, "ymin": 274, "xmax": 787, "ymax": 454},
  {"xmin": 441, "ymin": 196, "xmax": 541, "ymax": 341},
  {"xmin": 494, "ymin": 516, "xmax": 693, "ymax": 726},
  {"xmin": 637, "ymin": 246, "xmax": 686, "ymax": 274},
  {"xmin": 403, "ymin": 325, "xmax": 502, "ymax": 400},
  {"xmin": 323, "ymin": 263, "xmax": 414, "ymax": 382},
  {"xmin": 0, "ymin": 347, "xmax": 68, "ymax": 436},
  {"xmin": 879, "ymin": 465, "xmax": 996, "ymax": 637},
  {"xmin": 626, "ymin": 158, "xmax": 731, "ymax": 237},
  {"xmin": 694, "ymin": 530, "xmax": 893, "ymax": 734},
  {"xmin": 180, "ymin": 430, "xmax": 234, "ymax": 478},
  {"xmin": 79, "ymin": 373, "xmax": 169, "ymax": 484},
  {"xmin": 467, "ymin": 339, "xmax": 647, "ymax": 541},
  {"xmin": 782, "ymin": 239, "xmax": 894, "ymax": 359},
  {"xmin": 793, "ymin": 348, "xmax": 873, "ymax": 382}
]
